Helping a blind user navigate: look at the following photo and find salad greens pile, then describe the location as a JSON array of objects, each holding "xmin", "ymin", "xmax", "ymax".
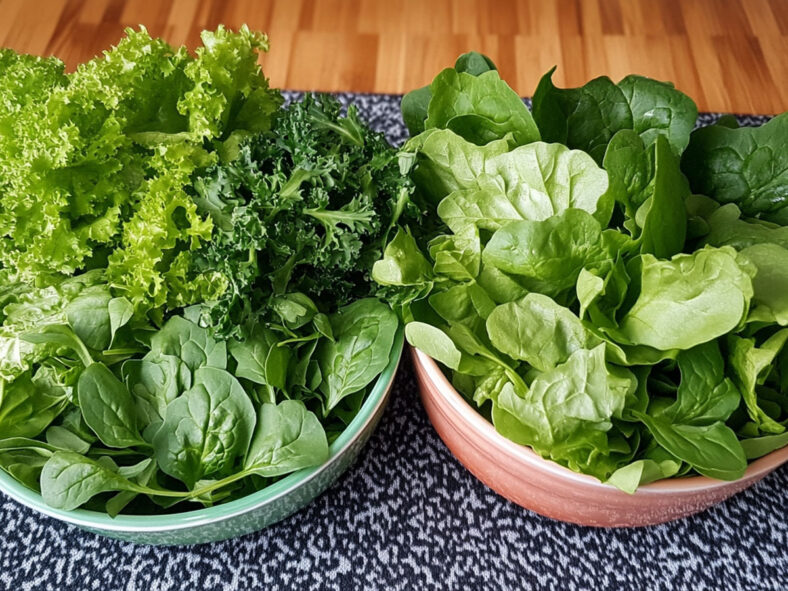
[
  {"xmin": 376, "ymin": 53, "xmax": 788, "ymax": 492},
  {"xmin": 0, "ymin": 28, "xmax": 408, "ymax": 514}
]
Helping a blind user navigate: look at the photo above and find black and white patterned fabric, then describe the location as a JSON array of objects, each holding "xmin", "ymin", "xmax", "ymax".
[{"xmin": 1, "ymin": 94, "xmax": 784, "ymax": 591}]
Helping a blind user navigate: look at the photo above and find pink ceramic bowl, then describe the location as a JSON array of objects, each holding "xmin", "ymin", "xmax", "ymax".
[{"xmin": 412, "ymin": 347, "xmax": 788, "ymax": 527}]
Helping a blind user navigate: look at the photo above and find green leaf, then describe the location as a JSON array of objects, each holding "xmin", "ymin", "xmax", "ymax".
[
  {"xmin": 106, "ymin": 458, "xmax": 158, "ymax": 517},
  {"xmin": 701, "ymin": 203, "xmax": 788, "ymax": 251},
  {"xmin": 428, "ymin": 225, "xmax": 481, "ymax": 281},
  {"xmin": 40, "ymin": 451, "xmax": 143, "ymax": 511},
  {"xmin": 401, "ymin": 85, "xmax": 432, "ymax": 136},
  {"xmin": 617, "ymin": 247, "xmax": 753, "ymax": 351},
  {"xmin": 493, "ymin": 345, "xmax": 635, "ymax": 478},
  {"xmin": 122, "ymin": 353, "xmax": 188, "ymax": 429},
  {"xmin": 78, "ymin": 363, "xmax": 146, "ymax": 448},
  {"xmin": 271, "ymin": 293, "xmax": 319, "ymax": 330},
  {"xmin": 229, "ymin": 326, "xmax": 291, "ymax": 395},
  {"xmin": 483, "ymin": 208, "xmax": 608, "ymax": 297},
  {"xmin": 372, "ymin": 229, "xmax": 434, "ymax": 304},
  {"xmin": 635, "ymin": 413, "xmax": 746, "ymax": 480},
  {"xmin": 728, "ymin": 329, "xmax": 788, "ymax": 434},
  {"xmin": 46, "ymin": 426, "xmax": 91, "ymax": 454},
  {"xmin": 453, "ymin": 52, "xmax": 497, "ymax": 75},
  {"xmin": 486, "ymin": 293, "xmax": 599, "ymax": 372},
  {"xmin": 22, "ymin": 324, "xmax": 94, "ymax": 368},
  {"xmin": 497, "ymin": 345, "xmax": 631, "ymax": 446},
  {"xmin": 740, "ymin": 432, "xmax": 788, "ymax": 460},
  {"xmin": 0, "ymin": 371, "xmax": 69, "ymax": 438},
  {"xmin": 150, "ymin": 316, "xmax": 227, "ymax": 373},
  {"xmin": 605, "ymin": 458, "xmax": 682, "ymax": 494},
  {"xmin": 533, "ymin": 68, "xmax": 696, "ymax": 163},
  {"xmin": 603, "ymin": 131, "xmax": 688, "ymax": 258},
  {"xmin": 405, "ymin": 322, "xmax": 462, "ymax": 370},
  {"xmin": 65, "ymin": 288, "xmax": 113, "ymax": 351},
  {"xmin": 153, "ymin": 367, "xmax": 255, "ymax": 488},
  {"xmin": 661, "ymin": 341, "xmax": 740, "ymax": 425},
  {"xmin": 681, "ymin": 112, "xmax": 787, "ymax": 223},
  {"xmin": 318, "ymin": 299, "xmax": 399, "ymax": 412},
  {"xmin": 243, "ymin": 400, "xmax": 329, "ymax": 477},
  {"xmin": 426, "ymin": 69, "xmax": 539, "ymax": 146},
  {"xmin": 108, "ymin": 297, "xmax": 134, "ymax": 344},
  {"xmin": 410, "ymin": 131, "xmax": 610, "ymax": 220},
  {"xmin": 739, "ymin": 243, "xmax": 788, "ymax": 325}
]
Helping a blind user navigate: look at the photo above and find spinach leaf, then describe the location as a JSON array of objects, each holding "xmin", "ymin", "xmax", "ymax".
[
  {"xmin": 603, "ymin": 131, "xmax": 688, "ymax": 258},
  {"xmin": 410, "ymin": 131, "xmax": 610, "ymax": 221},
  {"xmin": 486, "ymin": 294, "xmax": 599, "ymax": 372},
  {"xmin": 428, "ymin": 225, "xmax": 481, "ymax": 281},
  {"xmin": 533, "ymin": 68, "xmax": 696, "ymax": 163},
  {"xmin": 661, "ymin": 342, "xmax": 740, "ymax": 425},
  {"xmin": 40, "ymin": 451, "xmax": 144, "ymax": 511},
  {"xmin": 728, "ymin": 329, "xmax": 788, "ymax": 434},
  {"xmin": 605, "ymin": 458, "xmax": 681, "ymax": 494},
  {"xmin": 617, "ymin": 248, "xmax": 753, "ymax": 350},
  {"xmin": 401, "ymin": 51, "xmax": 498, "ymax": 137},
  {"xmin": 78, "ymin": 363, "xmax": 146, "ymax": 448},
  {"xmin": 740, "ymin": 243, "xmax": 788, "ymax": 325},
  {"xmin": 153, "ymin": 367, "xmax": 255, "ymax": 489},
  {"xmin": 635, "ymin": 413, "xmax": 746, "ymax": 480},
  {"xmin": 45, "ymin": 426, "xmax": 92, "ymax": 454},
  {"xmin": 122, "ymin": 353, "xmax": 187, "ymax": 429},
  {"xmin": 243, "ymin": 400, "xmax": 328, "ymax": 477},
  {"xmin": 318, "ymin": 299, "xmax": 398, "ymax": 412},
  {"xmin": 150, "ymin": 316, "xmax": 227, "ymax": 373},
  {"xmin": 0, "ymin": 371, "xmax": 69, "ymax": 438},
  {"xmin": 405, "ymin": 322, "xmax": 462, "ymax": 370},
  {"xmin": 426, "ymin": 69, "xmax": 539, "ymax": 146},
  {"xmin": 401, "ymin": 86, "xmax": 433, "ymax": 137},
  {"xmin": 702, "ymin": 203, "xmax": 788, "ymax": 251},
  {"xmin": 229, "ymin": 327, "xmax": 291, "ymax": 396},
  {"xmin": 483, "ymin": 208, "xmax": 608, "ymax": 297},
  {"xmin": 682, "ymin": 113, "xmax": 787, "ymax": 223},
  {"xmin": 108, "ymin": 297, "xmax": 134, "ymax": 345},
  {"xmin": 740, "ymin": 432, "xmax": 788, "ymax": 460},
  {"xmin": 65, "ymin": 287, "xmax": 113, "ymax": 351},
  {"xmin": 493, "ymin": 345, "xmax": 635, "ymax": 479}
]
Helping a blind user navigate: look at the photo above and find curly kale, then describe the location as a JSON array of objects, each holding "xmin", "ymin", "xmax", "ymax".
[{"xmin": 189, "ymin": 94, "xmax": 416, "ymax": 337}]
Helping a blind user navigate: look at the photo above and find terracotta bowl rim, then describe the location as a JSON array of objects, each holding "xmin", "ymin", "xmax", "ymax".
[{"xmin": 412, "ymin": 346, "xmax": 788, "ymax": 495}]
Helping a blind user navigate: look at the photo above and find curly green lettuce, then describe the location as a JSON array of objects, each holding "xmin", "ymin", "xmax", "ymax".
[{"xmin": 0, "ymin": 26, "xmax": 280, "ymax": 319}]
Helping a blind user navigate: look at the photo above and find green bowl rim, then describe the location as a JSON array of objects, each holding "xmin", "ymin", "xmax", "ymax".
[{"xmin": 0, "ymin": 328, "xmax": 404, "ymax": 533}]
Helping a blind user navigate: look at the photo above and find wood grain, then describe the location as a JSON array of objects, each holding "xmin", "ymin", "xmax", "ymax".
[{"xmin": 1, "ymin": 0, "xmax": 786, "ymax": 113}]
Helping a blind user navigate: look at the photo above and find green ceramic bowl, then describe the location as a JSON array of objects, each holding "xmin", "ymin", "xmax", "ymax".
[{"xmin": 0, "ymin": 330, "xmax": 403, "ymax": 546}]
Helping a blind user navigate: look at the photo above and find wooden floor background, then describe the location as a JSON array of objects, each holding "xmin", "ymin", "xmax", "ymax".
[{"xmin": 1, "ymin": 0, "xmax": 786, "ymax": 114}]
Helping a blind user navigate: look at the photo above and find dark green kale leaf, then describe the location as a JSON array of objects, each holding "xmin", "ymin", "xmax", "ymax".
[{"xmin": 190, "ymin": 94, "xmax": 416, "ymax": 337}]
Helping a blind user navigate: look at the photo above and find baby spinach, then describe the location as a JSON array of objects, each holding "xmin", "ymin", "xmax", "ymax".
[
  {"xmin": 78, "ymin": 363, "xmax": 146, "ymax": 449},
  {"xmin": 682, "ymin": 113, "xmax": 787, "ymax": 223},
  {"xmin": 153, "ymin": 367, "xmax": 256, "ymax": 488},
  {"xmin": 318, "ymin": 299, "xmax": 398, "ymax": 412},
  {"xmin": 378, "ymin": 53, "xmax": 788, "ymax": 491},
  {"xmin": 0, "ymin": 30, "xmax": 405, "ymax": 516},
  {"xmin": 150, "ymin": 316, "xmax": 227, "ymax": 373},
  {"xmin": 244, "ymin": 400, "xmax": 328, "ymax": 477},
  {"xmin": 532, "ymin": 67, "xmax": 697, "ymax": 163}
]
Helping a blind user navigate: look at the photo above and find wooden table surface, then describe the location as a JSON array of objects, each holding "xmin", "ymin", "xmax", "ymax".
[{"xmin": 1, "ymin": 0, "xmax": 786, "ymax": 114}]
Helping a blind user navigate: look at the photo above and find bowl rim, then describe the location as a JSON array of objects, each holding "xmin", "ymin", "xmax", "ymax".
[
  {"xmin": 0, "ymin": 329, "xmax": 404, "ymax": 533},
  {"xmin": 413, "ymin": 346, "xmax": 788, "ymax": 494}
]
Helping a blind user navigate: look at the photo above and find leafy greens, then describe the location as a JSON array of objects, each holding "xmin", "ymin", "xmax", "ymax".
[
  {"xmin": 0, "ymin": 29, "xmax": 407, "ymax": 515},
  {"xmin": 380, "ymin": 53, "xmax": 788, "ymax": 492}
]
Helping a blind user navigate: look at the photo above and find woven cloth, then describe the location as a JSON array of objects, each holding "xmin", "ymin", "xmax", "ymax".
[{"xmin": 1, "ymin": 94, "xmax": 785, "ymax": 591}]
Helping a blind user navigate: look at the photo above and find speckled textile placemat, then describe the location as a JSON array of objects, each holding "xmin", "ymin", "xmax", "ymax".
[{"xmin": 1, "ymin": 94, "xmax": 785, "ymax": 591}]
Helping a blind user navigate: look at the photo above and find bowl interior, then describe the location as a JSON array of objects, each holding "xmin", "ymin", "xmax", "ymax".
[
  {"xmin": 0, "ymin": 329, "xmax": 404, "ymax": 532},
  {"xmin": 413, "ymin": 347, "xmax": 788, "ymax": 494}
]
